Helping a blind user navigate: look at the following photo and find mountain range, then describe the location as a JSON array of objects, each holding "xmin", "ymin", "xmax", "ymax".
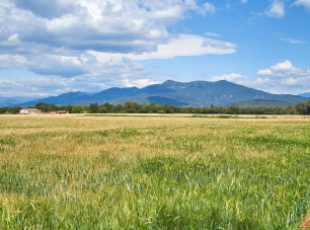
[{"xmin": 2, "ymin": 80, "xmax": 309, "ymax": 108}]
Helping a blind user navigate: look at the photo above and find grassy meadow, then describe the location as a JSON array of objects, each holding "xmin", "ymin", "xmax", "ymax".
[{"xmin": 0, "ymin": 114, "xmax": 310, "ymax": 229}]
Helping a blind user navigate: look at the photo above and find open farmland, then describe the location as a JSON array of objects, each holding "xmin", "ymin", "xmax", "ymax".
[{"xmin": 0, "ymin": 115, "xmax": 310, "ymax": 229}]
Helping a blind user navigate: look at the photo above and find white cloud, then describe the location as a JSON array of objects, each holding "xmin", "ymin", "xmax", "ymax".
[
  {"xmin": 264, "ymin": 1, "xmax": 285, "ymax": 18},
  {"xmin": 241, "ymin": 0, "xmax": 248, "ymax": 3},
  {"xmin": 208, "ymin": 61, "xmax": 310, "ymax": 94},
  {"xmin": 280, "ymin": 38, "xmax": 307, "ymax": 44},
  {"xmin": 202, "ymin": 3, "xmax": 216, "ymax": 16},
  {"xmin": 292, "ymin": 0, "xmax": 310, "ymax": 12},
  {"xmin": 90, "ymin": 34, "xmax": 236, "ymax": 62},
  {"xmin": 211, "ymin": 73, "xmax": 247, "ymax": 83},
  {"xmin": 0, "ymin": 55, "xmax": 27, "ymax": 68},
  {"xmin": 256, "ymin": 60, "xmax": 310, "ymax": 78},
  {"xmin": 204, "ymin": 32, "xmax": 222, "ymax": 37},
  {"xmin": 0, "ymin": 0, "xmax": 217, "ymax": 56},
  {"xmin": 121, "ymin": 79, "xmax": 160, "ymax": 88}
]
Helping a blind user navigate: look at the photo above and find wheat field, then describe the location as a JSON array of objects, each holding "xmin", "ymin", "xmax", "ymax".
[{"xmin": 0, "ymin": 114, "xmax": 310, "ymax": 229}]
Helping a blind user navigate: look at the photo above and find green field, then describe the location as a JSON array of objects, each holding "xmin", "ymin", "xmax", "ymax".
[{"xmin": 0, "ymin": 115, "xmax": 310, "ymax": 229}]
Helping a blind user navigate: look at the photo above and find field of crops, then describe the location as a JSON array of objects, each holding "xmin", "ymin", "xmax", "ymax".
[{"xmin": 0, "ymin": 114, "xmax": 310, "ymax": 229}]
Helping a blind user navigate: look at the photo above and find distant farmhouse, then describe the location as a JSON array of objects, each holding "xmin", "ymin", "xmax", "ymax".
[{"xmin": 20, "ymin": 108, "xmax": 42, "ymax": 114}]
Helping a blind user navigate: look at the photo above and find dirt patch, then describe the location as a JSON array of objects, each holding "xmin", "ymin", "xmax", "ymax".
[{"xmin": 300, "ymin": 216, "xmax": 310, "ymax": 230}]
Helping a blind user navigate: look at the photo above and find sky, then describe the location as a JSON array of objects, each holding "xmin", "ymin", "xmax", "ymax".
[{"xmin": 0, "ymin": 0, "xmax": 309, "ymax": 98}]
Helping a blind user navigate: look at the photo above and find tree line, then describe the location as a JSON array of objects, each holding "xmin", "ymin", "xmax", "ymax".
[{"xmin": 1, "ymin": 100, "xmax": 310, "ymax": 115}]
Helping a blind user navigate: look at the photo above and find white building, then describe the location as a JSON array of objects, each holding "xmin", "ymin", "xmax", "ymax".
[{"xmin": 20, "ymin": 108, "xmax": 42, "ymax": 114}]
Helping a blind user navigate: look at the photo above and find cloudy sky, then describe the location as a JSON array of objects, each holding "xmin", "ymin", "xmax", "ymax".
[{"xmin": 0, "ymin": 0, "xmax": 309, "ymax": 98}]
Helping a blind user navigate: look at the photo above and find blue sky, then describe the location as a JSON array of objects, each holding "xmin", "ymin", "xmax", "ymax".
[{"xmin": 0, "ymin": 0, "xmax": 309, "ymax": 98}]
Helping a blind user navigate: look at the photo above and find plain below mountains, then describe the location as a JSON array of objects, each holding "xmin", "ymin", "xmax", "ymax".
[{"xmin": 7, "ymin": 80, "xmax": 310, "ymax": 108}]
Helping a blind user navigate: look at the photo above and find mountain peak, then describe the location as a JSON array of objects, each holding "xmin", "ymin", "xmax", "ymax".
[{"xmin": 163, "ymin": 80, "xmax": 177, "ymax": 84}]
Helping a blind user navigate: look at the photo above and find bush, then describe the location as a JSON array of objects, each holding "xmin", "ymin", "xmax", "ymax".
[{"xmin": 72, "ymin": 105, "xmax": 84, "ymax": 113}]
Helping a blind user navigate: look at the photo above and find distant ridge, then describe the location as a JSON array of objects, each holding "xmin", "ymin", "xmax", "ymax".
[
  {"xmin": 6, "ymin": 80, "xmax": 309, "ymax": 107},
  {"xmin": 298, "ymin": 92, "xmax": 310, "ymax": 98}
]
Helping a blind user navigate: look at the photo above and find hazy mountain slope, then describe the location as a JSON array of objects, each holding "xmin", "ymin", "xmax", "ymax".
[
  {"xmin": 88, "ymin": 87, "xmax": 139, "ymax": 101},
  {"xmin": 17, "ymin": 87, "xmax": 140, "ymax": 107},
  {"xmin": 298, "ymin": 92, "xmax": 310, "ymax": 98},
  {"xmin": 0, "ymin": 99, "xmax": 22, "ymax": 107},
  {"xmin": 18, "ymin": 92, "xmax": 91, "ymax": 107},
  {"xmin": 0, "ymin": 96, "xmax": 40, "ymax": 107},
  {"xmin": 107, "ymin": 94, "xmax": 204, "ymax": 106}
]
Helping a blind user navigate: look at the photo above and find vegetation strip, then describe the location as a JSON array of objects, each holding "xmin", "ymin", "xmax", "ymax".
[{"xmin": 2, "ymin": 99, "xmax": 310, "ymax": 115}]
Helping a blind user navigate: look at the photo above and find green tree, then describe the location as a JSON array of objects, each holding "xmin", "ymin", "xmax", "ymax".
[
  {"xmin": 90, "ymin": 102, "xmax": 99, "ymax": 113},
  {"xmin": 227, "ymin": 106, "xmax": 241, "ymax": 114},
  {"xmin": 210, "ymin": 104, "xmax": 214, "ymax": 113},
  {"xmin": 64, "ymin": 105, "xmax": 73, "ymax": 113},
  {"xmin": 72, "ymin": 105, "xmax": 85, "ymax": 113},
  {"xmin": 35, "ymin": 102, "xmax": 48, "ymax": 112},
  {"xmin": 48, "ymin": 104, "xmax": 57, "ymax": 112},
  {"xmin": 0, "ymin": 107, "xmax": 6, "ymax": 114},
  {"xmin": 11, "ymin": 106, "xmax": 22, "ymax": 114},
  {"xmin": 99, "ymin": 107, "xmax": 107, "ymax": 113},
  {"xmin": 103, "ymin": 103, "xmax": 114, "ymax": 113},
  {"xmin": 286, "ymin": 105, "xmax": 296, "ymax": 115}
]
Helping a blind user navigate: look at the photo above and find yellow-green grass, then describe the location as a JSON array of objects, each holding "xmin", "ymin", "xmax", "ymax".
[{"xmin": 0, "ymin": 115, "xmax": 310, "ymax": 229}]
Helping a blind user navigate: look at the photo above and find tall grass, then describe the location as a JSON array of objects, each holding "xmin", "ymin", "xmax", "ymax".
[{"xmin": 0, "ymin": 115, "xmax": 309, "ymax": 229}]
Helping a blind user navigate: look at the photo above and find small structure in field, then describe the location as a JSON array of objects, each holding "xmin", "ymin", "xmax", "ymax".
[{"xmin": 20, "ymin": 108, "xmax": 42, "ymax": 115}]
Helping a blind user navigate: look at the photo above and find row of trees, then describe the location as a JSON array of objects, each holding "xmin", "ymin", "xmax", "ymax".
[
  {"xmin": 83, "ymin": 101, "xmax": 302, "ymax": 115},
  {"xmin": 1, "ymin": 101, "xmax": 310, "ymax": 115},
  {"xmin": 295, "ymin": 101, "xmax": 310, "ymax": 114},
  {"xmin": 0, "ymin": 106, "xmax": 22, "ymax": 114}
]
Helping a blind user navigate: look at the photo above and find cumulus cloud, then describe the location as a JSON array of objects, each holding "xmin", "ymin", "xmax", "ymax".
[
  {"xmin": 0, "ymin": 0, "xmax": 218, "ymax": 56},
  {"xmin": 207, "ymin": 61, "xmax": 310, "ymax": 94},
  {"xmin": 12, "ymin": 0, "xmax": 76, "ymax": 19},
  {"xmin": 211, "ymin": 73, "xmax": 247, "ymax": 83},
  {"xmin": 264, "ymin": 1, "xmax": 285, "ymax": 18},
  {"xmin": 256, "ymin": 60, "xmax": 310, "ymax": 78},
  {"xmin": 0, "ymin": 55, "xmax": 27, "ymax": 68},
  {"xmin": 202, "ymin": 3, "xmax": 216, "ymax": 16},
  {"xmin": 90, "ymin": 34, "xmax": 236, "ymax": 62},
  {"xmin": 121, "ymin": 79, "xmax": 160, "ymax": 88},
  {"xmin": 292, "ymin": 0, "xmax": 310, "ymax": 12},
  {"xmin": 0, "ymin": 78, "xmax": 71, "ymax": 97}
]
